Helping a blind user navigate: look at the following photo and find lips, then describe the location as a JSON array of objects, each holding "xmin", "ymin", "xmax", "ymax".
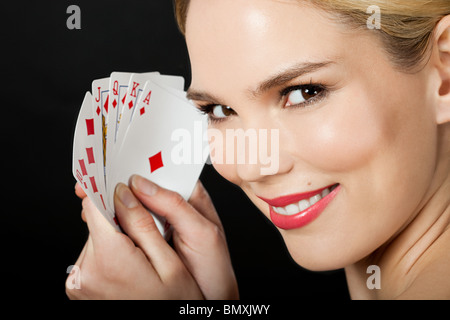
[{"xmin": 258, "ymin": 184, "xmax": 340, "ymax": 230}]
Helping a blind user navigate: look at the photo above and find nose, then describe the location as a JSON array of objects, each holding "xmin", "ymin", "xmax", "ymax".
[{"xmin": 229, "ymin": 126, "xmax": 293, "ymax": 182}]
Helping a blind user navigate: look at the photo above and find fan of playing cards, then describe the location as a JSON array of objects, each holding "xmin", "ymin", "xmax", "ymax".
[{"xmin": 72, "ymin": 72, "xmax": 209, "ymax": 237}]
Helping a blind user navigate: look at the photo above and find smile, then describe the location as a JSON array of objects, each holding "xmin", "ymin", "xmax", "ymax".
[{"xmin": 258, "ymin": 184, "xmax": 340, "ymax": 230}]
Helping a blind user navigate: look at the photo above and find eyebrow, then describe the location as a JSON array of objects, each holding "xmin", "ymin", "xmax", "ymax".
[
  {"xmin": 186, "ymin": 60, "xmax": 334, "ymax": 103},
  {"xmin": 252, "ymin": 61, "xmax": 334, "ymax": 97}
]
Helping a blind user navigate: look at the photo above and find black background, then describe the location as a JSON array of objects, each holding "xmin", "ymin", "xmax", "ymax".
[{"xmin": 3, "ymin": 0, "xmax": 349, "ymax": 302}]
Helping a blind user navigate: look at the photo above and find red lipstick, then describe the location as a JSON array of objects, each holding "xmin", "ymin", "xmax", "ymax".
[{"xmin": 258, "ymin": 184, "xmax": 341, "ymax": 230}]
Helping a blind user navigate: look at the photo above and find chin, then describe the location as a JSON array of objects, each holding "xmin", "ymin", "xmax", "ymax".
[{"xmin": 280, "ymin": 232, "xmax": 366, "ymax": 272}]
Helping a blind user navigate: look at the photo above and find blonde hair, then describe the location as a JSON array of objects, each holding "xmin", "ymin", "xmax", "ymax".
[{"xmin": 173, "ymin": 0, "xmax": 450, "ymax": 72}]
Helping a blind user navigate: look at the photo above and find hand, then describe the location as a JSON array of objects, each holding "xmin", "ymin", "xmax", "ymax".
[
  {"xmin": 67, "ymin": 176, "xmax": 238, "ymax": 299},
  {"xmin": 74, "ymin": 182, "xmax": 87, "ymax": 200}
]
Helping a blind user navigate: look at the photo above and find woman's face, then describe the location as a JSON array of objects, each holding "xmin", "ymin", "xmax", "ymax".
[{"xmin": 185, "ymin": 0, "xmax": 439, "ymax": 270}]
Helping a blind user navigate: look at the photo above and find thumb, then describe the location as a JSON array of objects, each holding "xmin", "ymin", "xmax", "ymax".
[
  {"xmin": 129, "ymin": 175, "xmax": 214, "ymax": 243},
  {"xmin": 114, "ymin": 183, "xmax": 180, "ymax": 275},
  {"xmin": 129, "ymin": 175, "xmax": 238, "ymax": 300}
]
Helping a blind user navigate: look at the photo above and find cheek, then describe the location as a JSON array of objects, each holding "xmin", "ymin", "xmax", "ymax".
[
  {"xmin": 287, "ymin": 95, "xmax": 390, "ymax": 173},
  {"xmin": 207, "ymin": 127, "xmax": 241, "ymax": 184},
  {"xmin": 208, "ymin": 94, "xmax": 393, "ymax": 182},
  {"xmin": 211, "ymin": 162, "xmax": 236, "ymax": 183}
]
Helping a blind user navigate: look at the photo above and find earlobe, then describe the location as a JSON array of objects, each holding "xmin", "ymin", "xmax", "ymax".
[
  {"xmin": 436, "ymin": 101, "xmax": 450, "ymax": 125},
  {"xmin": 434, "ymin": 16, "xmax": 450, "ymax": 124}
]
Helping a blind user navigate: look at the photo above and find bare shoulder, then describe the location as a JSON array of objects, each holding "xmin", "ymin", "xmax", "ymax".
[{"xmin": 397, "ymin": 228, "xmax": 450, "ymax": 300}]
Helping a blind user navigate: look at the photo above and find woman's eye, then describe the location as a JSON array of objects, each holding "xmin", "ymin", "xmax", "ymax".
[
  {"xmin": 285, "ymin": 85, "xmax": 324, "ymax": 107},
  {"xmin": 211, "ymin": 104, "xmax": 235, "ymax": 118},
  {"xmin": 197, "ymin": 103, "xmax": 236, "ymax": 123}
]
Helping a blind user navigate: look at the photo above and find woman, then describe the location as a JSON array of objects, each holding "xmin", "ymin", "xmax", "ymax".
[{"xmin": 67, "ymin": 0, "xmax": 450, "ymax": 299}]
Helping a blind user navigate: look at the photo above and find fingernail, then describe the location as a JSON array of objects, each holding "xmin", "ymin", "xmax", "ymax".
[
  {"xmin": 131, "ymin": 175, "xmax": 157, "ymax": 196},
  {"xmin": 116, "ymin": 183, "xmax": 139, "ymax": 209}
]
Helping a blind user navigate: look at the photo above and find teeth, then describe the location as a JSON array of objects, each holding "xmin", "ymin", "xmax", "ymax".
[
  {"xmin": 298, "ymin": 199, "xmax": 310, "ymax": 211},
  {"xmin": 285, "ymin": 203, "xmax": 299, "ymax": 215},
  {"xmin": 272, "ymin": 206, "xmax": 286, "ymax": 214},
  {"xmin": 272, "ymin": 186, "xmax": 334, "ymax": 216},
  {"xmin": 321, "ymin": 188, "xmax": 330, "ymax": 198}
]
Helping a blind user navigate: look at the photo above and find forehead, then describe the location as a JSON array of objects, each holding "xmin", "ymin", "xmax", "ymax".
[{"xmin": 185, "ymin": 0, "xmax": 350, "ymax": 95}]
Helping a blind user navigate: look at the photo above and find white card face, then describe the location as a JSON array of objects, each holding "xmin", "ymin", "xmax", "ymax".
[
  {"xmin": 155, "ymin": 74, "xmax": 185, "ymax": 91},
  {"xmin": 110, "ymin": 72, "xmax": 185, "ymax": 181},
  {"xmin": 73, "ymin": 92, "xmax": 101, "ymax": 208},
  {"xmin": 107, "ymin": 80, "xmax": 208, "ymax": 235},
  {"xmin": 107, "ymin": 72, "xmax": 133, "ymax": 146},
  {"xmin": 72, "ymin": 92, "xmax": 120, "ymax": 231},
  {"xmin": 73, "ymin": 72, "xmax": 195, "ymax": 236},
  {"xmin": 114, "ymin": 72, "xmax": 159, "ymax": 149},
  {"xmin": 105, "ymin": 72, "xmax": 133, "ymax": 189},
  {"xmin": 91, "ymin": 78, "xmax": 109, "ymax": 188},
  {"xmin": 115, "ymin": 73, "xmax": 185, "ymax": 148}
]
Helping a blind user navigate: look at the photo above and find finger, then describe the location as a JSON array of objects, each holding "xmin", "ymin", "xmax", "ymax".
[
  {"xmin": 75, "ymin": 182, "xmax": 87, "ymax": 199},
  {"xmin": 82, "ymin": 197, "xmax": 117, "ymax": 248},
  {"xmin": 74, "ymin": 238, "xmax": 89, "ymax": 267},
  {"xmin": 130, "ymin": 176, "xmax": 238, "ymax": 300},
  {"xmin": 129, "ymin": 175, "xmax": 212, "ymax": 242},
  {"xmin": 66, "ymin": 236, "xmax": 91, "ymax": 297},
  {"xmin": 81, "ymin": 203, "xmax": 87, "ymax": 223},
  {"xmin": 114, "ymin": 183, "xmax": 179, "ymax": 274},
  {"xmin": 188, "ymin": 180, "xmax": 224, "ymax": 233}
]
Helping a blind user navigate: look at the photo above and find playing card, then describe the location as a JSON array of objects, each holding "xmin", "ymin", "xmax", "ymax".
[
  {"xmin": 107, "ymin": 79, "xmax": 208, "ymax": 236},
  {"xmin": 105, "ymin": 72, "xmax": 133, "ymax": 188},
  {"xmin": 72, "ymin": 92, "xmax": 120, "ymax": 231},
  {"xmin": 114, "ymin": 72, "xmax": 184, "ymax": 149},
  {"xmin": 73, "ymin": 71, "xmax": 208, "ymax": 237},
  {"xmin": 91, "ymin": 78, "xmax": 110, "ymax": 206},
  {"xmin": 110, "ymin": 72, "xmax": 186, "ymax": 186}
]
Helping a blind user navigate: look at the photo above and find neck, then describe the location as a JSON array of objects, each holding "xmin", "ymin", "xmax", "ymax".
[{"xmin": 346, "ymin": 131, "xmax": 450, "ymax": 299}]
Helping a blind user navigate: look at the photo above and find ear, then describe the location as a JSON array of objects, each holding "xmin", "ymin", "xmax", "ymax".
[{"xmin": 433, "ymin": 15, "xmax": 450, "ymax": 124}]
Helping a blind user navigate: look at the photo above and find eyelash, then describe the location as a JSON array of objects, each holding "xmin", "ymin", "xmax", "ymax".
[
  {"xmin": 197, "ymin": 104, "xmax": 234, "ymax": 125},
  {"xmin": 197, "ymin": 82, "xmax": 328, "ymax": 124}
]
